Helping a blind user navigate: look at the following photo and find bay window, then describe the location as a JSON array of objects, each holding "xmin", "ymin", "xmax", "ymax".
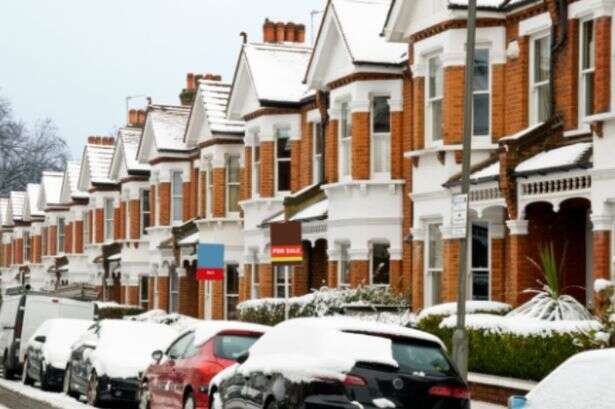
[
  {"xmin": 104, "ymin": 199, "xmax": 114, "ymax": 241},
  {"xmin": 225, "ymin": 264, "xmax": 240, "ymax": 320},
  {"xmin": 426, "ymin": 223, "xmax": 443, "ymax": 306},
  {"xmin": 340, "ymin": 102, "xmax": 352, "ymax": 178},
  {"xmin": 338, "ymin": 243, "xmax": 350, "ymax": 288},
  {"xmin": 275, "ymin": 128, "xmax": 291, "ymax": 193},
  {"xmin": 370, "ymin": 243, "xmax": 390, "ymax": 286},
  {"xmin": 312, "ymin": 123, "xmax": 323, "ymax": 184},
  {"xmin": 427, "ymin": 55, "xmax": 443, "ymax": 143},
  {"xmin": 530, "ymin": 34, "xmax": 551, "ymax": 124},
  {"xmin": 141, "ymin": 189, "xmax": 151, "ymax": 235},
  {"xmin": 226, "ymin": 156, "xmax": 241, "ymax": 214},
  {"xmin": 471, "ymin": 222, "xmax": 490, "ymax": 300},
  {"xmin": 252, "ymin": 135, "xmax": 261, "ymax": 198},
  {"xmin": 58, "ymin": 217, "xmax": 66, "ymax": 252},
  {"xmin": 274, "ymin": 265, "xmax": 293, "ymax": 298},
  {"xmin": 473, "ymin": 49, "xmax": 490, "ymax": 136},
  {"xmin": 580, "ymin": 19, "xmax": 595, "ymax": 119},
  {"xmin": 171, "ymin": 171, "xmax": 183, "ymax": 223},
  {"xmin": 371, "ymin": 96, "xmax": 391, "ymax": 175}
]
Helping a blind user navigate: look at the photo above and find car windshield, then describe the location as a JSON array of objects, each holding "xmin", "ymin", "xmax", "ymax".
[
  {"xmin": 214, "ymin": 334, "xmax": 260, "ymax": 360},
  {"xmin": 392, "ymin": 340, "xmax": 455, "ymax": 377}
]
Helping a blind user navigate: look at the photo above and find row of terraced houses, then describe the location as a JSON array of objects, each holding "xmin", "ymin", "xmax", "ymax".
[{"xmin": 1, "ymin": 0, "xmax": 615, "ymax": 319}]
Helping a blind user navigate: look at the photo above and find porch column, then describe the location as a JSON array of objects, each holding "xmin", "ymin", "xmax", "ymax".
[
  {"xmin": 505, "ymin": 219, "xmax": 530, "ymax": 306},
  {"xmin": 410, "ymin": 227, "xmax": 425, "ymax": 312},
  {"xmin": 490, "ymin": 224, "xmax": 506, "ymax": 302},
  {"xmin": 591, "ymin": 214, "xmax": 613, "ymax": 307}
]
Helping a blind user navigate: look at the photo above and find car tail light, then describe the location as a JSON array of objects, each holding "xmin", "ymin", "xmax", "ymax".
[
  {"xmin": 429, "ymin": 385, "xmax": 471, "ymax": 400},
  {"xmin": 343, "ymin": 374, "xmax": 367, "ymax": 386}
]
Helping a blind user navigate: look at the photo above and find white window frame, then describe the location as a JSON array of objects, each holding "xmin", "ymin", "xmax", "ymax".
[
  {"xmin": 141, "ymin": 189, "xmax": 151, "ymax": 236},
  {"xmin": 58, "ymin": 217, "xmax": 66, "ymax": 253},
  {"xmin": 274, "ymin": 127, "xmax": 292, "ymax": 194},
  {"xmin": 312, "ymin": 122, "xmax": 324, "ymax": 184},
  {"xmin": 469, "ymin": 222, "xmax": 491, "ymax": 301},
  {"xmin": 339, "ymin": 101, "xmax": 352, "ymax": 179},
  {"xmin": 338, "ymin": 243, "xmax": 351, "ymax": 289},
  {"xmin": 171, "ymin": 170, "xmax": 183, "ymax": 224},
  {"xmin": 103, "ymin": 199, "xmax": 114, "ymax": 241},
  {"xmin": 425, "ymin": 222, "xmax": 443, "ymax": 307},
  {"xmin": 274, "ymin": 265, "xmax": 293, "ymax": 299},
  {"xmin": 426, "ymin": 54, "xmax": 444, "ymax": 146},
  {"xmin": 370, "ymin": 95, "xmax": 391, "ymax": 178},
  {"xmin": 529, "ymin": 32, "xmax": 551, "ymax": 125},
  {"xmin": 369, "ymin": 242, "xmax": 391, "ymax": 287},
  {"xmin": 579, "ymin": 18, "xmax": 595, "ymax": 123},
  {"xmin": 226, "ymin": 156, "xmax": 241, "ymax": 215},
  {"xmin": 472, "ymin": 48, "xmax": 491, "ymax": 138},
  {"xmin": 252, "ymin": 135, "xmax": 261, "ymax": 199},
  {"xmin": 224, "ymin": 264, "xmax": 240, "ymax": 320}
]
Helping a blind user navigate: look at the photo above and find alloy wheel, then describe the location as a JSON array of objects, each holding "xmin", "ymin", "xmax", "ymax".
[
  {"xmin": 183, "ymin": 393, "xmax": 195, "ymax": 409},
  {"xmin": 87, "ymin": 372, "xmax": 100, "ymax": 406}
]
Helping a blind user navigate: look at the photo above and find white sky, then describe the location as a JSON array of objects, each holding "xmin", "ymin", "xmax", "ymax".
[{"xmin": 0, "ymin": 0, "xmax": 324, "ymax": 159}]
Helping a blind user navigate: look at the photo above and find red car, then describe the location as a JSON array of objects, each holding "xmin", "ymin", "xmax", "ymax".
[{"xmin": 140, "ymin": 321, "xmax": 268, "ymax": 409}]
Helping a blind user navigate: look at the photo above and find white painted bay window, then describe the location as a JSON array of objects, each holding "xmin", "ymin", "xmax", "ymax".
[
  {"xmin": 226, "ymin": 156, "xmax": 241, "ymax": 214},
  {"xmin": 252, "ymin": 134, "xmax": 261, "ymax": 198},
  {"xmin": 225, "ymin": 264, "xmax": 240, "ymax": 320},
  {"xmin": 371, "ymin": 96, "xmax": 391, "ymax": 176},
  {"xmin": 141, "ymin": 189, "xmax": 150, "ymax": 235},
  {"xmin": 275, "ymin": 128, "xmax": 291, "ymax": 193},
  {"xmin": 104, "ymin": 199, "xmax": 114, "ymax": 241},
  {"xmin": 340, "ymin": 102, "xmax": 352, "ymax": 178},
  {"xmin": 580, "ymin": 19, "xmax": 595, "ymax": 119},
  {"xmin": 338, "ymin": 243, "xmax": 350, "ymax": 288},
  {"xmin": 312, "ymin": 122, "xmax": 323, "ymax": 184},
  {"xmin": 473, "ymin": 49, "xmax": 490, "ymax": 136},
  {"xmin": 171, "ymin": 171, "xmax": 183, "ymax": 223},
  {"xmin": 530, "ymin": 34, "xmax": 551, "ymax": 124},
  {"xmin": 471, "ymin": 222, "xmax": 490, "ymax": 300},
  {"xmin": 427, "ymin": 55, "xmax": 444, "ymax": 143},
  {"xmin": 426, "ymin": 223, "xmax": 443, "ymax": 306},
  {"xmin": 370, "ymin": 242, "xmax": 390, "ymax": 286}
]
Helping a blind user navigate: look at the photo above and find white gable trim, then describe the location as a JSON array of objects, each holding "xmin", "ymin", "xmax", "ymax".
[
  {"xmin": 184, "ymin": 90, "xmax": 209, "ymax": 147},
  {"xmin": 228, "ymin": 51, "xmax": 261, "ymax": 120}
]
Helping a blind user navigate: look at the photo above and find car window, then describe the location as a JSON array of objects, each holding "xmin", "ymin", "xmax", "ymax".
[
  {"xmin": 391, "ymin": 340, "xmax": 456, "ymax": 377},
  {"xmin": 214, "ymin": 335, "xmax": 260, "ymax": 361},
  {"xmin": 183, "ymin": 337, "xmax": 200, "ymax": 359},
  {"xmin": 167, "ymin": 332, "xmax": 194, "ymax": 360}
]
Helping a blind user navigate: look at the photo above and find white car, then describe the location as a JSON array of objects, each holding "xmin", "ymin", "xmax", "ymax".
[
  {"xmin": 508, "ymin": 348, "xmax": 615, "ymax": 409},
  {"xmin": 22, "ymin": 318, "xmax": 94, "ymax": 390}
]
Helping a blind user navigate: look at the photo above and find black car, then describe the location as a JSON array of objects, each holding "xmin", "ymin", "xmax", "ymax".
[
  {"xmin": 62, "ymin": 319, "xmax": 177, "ymax": 407},
  {"xmin": 213, "ymin": 318, "xmax": 470, "ymax": 409}
]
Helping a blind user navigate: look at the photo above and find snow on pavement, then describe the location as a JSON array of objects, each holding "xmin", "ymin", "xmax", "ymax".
[{"xmin": 0, "ymin": 379, "xmax": 95, "ymax": 409}]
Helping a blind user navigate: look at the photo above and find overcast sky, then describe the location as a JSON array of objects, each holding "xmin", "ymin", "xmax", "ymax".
[{"xmin": 0, "ymin": 0, "xmax": 324, "ymax": 159}]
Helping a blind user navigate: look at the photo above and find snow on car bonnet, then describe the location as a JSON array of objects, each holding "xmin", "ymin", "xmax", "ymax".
[
  {"xmin": 192, "ymin": 321, "xmax": 269, "ymax": 346},
  {"xmin": 43, "ymin": 319, "xmax": 93, "ymax": 369},
  {"xmin": 239, "ymin": 317, "xmax": 442, "ymax": 383}
]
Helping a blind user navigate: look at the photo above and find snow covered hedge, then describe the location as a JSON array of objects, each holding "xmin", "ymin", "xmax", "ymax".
[
  {"xmin": 238, "ymin": 286, "xmax": 408, "ymax": 326},
  {"xmin": 416, "ymin": 301, "xmax": 512, "ymax": 335},
  {"xmin": 95, "ymin": 302, "xmax": 144, "ymax": 319}
]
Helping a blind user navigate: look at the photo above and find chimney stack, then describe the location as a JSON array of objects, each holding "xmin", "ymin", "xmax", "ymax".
[
  {"xmin": 128, "ymin": 109, "xmax": 138, "ymax": 126},
  {"xmin": 263, "ymin": 19, "xmax": 276, "ymax": 43},
  {"xmin": 262, "ymin": 19, "xmax": 306, "ymax": 44},
  {"xmin": 137, "ymin": 110, "xmax": 146, "ymax": 127},
  {"xmin": 88, "ymin": 136, "xmax": 115, "ymax": 145},
  {"xmin": 180, "ymin": 72, "xmax": 198, "ymax": 106}
]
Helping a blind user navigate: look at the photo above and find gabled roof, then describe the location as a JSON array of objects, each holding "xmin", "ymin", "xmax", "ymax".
[
  {"xmin": 0, "ymin": 198, "xmax": 8, "ymax": 227},
  {"xmin": 38, "ymin": 171, "xmax": 65, "ymax": 210},
  {"xmin": 60, "ymin": 161, "xmax": 88, "ymax": 204},
  {"xmin": 77, "ymin": 141, "xmax": 116, "ymax": 192},
  {"xmin": 109, "ymin": 127, "xmax": 149, "ymax": 181},
  {"xmin": 137, "ymin": 105, "xmax": 191, "ymax": 163},
  {"xmin": 185, "ymin": 80, "xmax": 244, "ymax": 147},
  {"xmin": 24, "ymin": 183, "xmax": 43, "ymax": 220},
  {"xmin": 8, "ymin": 191, "xmax": 26, "ymax": 222}
]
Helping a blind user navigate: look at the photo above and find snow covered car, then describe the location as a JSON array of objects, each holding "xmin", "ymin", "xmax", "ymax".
[
  {"xmin": 63, "ymin": 319, "xmax": 177, "ymax": 407},
  {"xmin": 22, "ymin": 318, "xmax": 93, "ymax": 390},
  {"xmin": 508, "ymin": 348, "xmax": 615, "ymax": 409},
  {"xmin": 211, "ymin": 317, "xmax": 470, "ymax": 409},
  {"xmin": 141, "ymin": 321, "xmax": 268, "ymax": 409}
]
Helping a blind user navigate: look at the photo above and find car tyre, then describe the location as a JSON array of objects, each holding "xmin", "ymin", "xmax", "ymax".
[
  {"xmin": 210, "ymin": 391, "xmax": 222, "ymax": 409},
  {"xmin": 2, "ymin": 352, "xmax": 15, "ymax": 380},
  {"xmin": 63, "ymin": 365, "xmax": 79, "ymax": 399},
  {"xmin": 21, "ymin": 357, "xmax": 34, "ymax": 386},
  {"xmin": 183, "ymin": 392, "xmax": 196, "ymax": 409},
  {"xmin": 39, "ymin": 364, "xmax": 50, "ymax": 391},
  {"xmin": 267, "ymin": 400, "xmax": 284, "ymax": 409},
  {"xmin": 86, "ymin": 371, "xmax": 101, "ymax": 407}
]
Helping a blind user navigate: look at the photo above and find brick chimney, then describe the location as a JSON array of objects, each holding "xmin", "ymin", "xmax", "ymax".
[
  {"xmin": 136, "ymin": 110, "xmax": 146, "ymax": 127},
  {"xmin": 88, "ymin": 136, "xmax": 115, "ymax": 146},
  {"xmin": 180, "ymin": 72, "xmax": 198, "ymax": 106},
  {"xmin": 128, "ymin": 109, "xmax": 138, "ymax": 126},
  {"xmin": 263, "ymin": 19, "xmax": 305, "ymax": 43}
]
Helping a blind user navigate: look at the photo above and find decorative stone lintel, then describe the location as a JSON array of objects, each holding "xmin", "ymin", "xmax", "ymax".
[
  {"xmin": 410, "ymin": 227, "xmax": 426, "ymax": 242},
  {"xmin": 506, "ymin": 219, "xmax": 529, "ymax": 236},
  {"xmin": 490, "ymin": 224, "xmax": 506, "ymax": 240},
  {"xmin": 591, "ymin": 214, "xmax": 614, "ymax": 232}
]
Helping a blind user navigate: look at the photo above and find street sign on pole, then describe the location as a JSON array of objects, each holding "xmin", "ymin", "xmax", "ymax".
[
  {"xmin": 197, "ymin": 243, "xmax": 225, "ymax": 281},
  {"xmin": 452, "ymin": 194, "xmax": 469, "ymax": 238}
]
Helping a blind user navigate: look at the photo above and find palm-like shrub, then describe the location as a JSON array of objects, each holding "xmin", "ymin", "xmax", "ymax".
[{"xmin": 507, "ymin": 243, "xmax": 593, "ymax": 321}]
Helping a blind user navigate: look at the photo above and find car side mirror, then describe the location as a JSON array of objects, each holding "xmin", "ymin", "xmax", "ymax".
[
  {"xmin": 508, "ymin": 396, "xmax": 527, "ymax": 409},
  {"xmin": 152, "ymin": 350, "xmax": 164, "ymax": 364},
  {"xmin": 236, "ymin": 351, "xmax": 249, "ymax": 364},
  {"xmin": 34, "ymin": 336, "xmax": 46, "ymax": 343}
]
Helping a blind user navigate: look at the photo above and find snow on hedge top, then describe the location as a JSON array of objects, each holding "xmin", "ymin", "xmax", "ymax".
[
  {"xmin": 440, "ymin": 314, "xmax": 601, "ymax": 337},
  {"xmin": 126, "ymin": 309, "xmax": 202, "ymax": 333},
  {"xmin": 332, "ymin": 0, "xmax": 407, "ymax": 64},
  {"xmin": 595, "ymin": 278, "xmax": 614, "ymax": 293},
  {"xmin": 418, "ymin": 301, "xmax": 512, "ymax": 321},
  {"xmin": 192, "ymin": 321, "xmax": 269, "ymax": 347},
  {"xmin": 526, "ymin": 348, "xmax": 615, "ymax": 409},
  {"xmin": 515, "ymin": 142, "xmax": 592, "ymax": 174},
  {"xmin": 244, "ymin": 42, "xmax": 312, "ymax": 103}
]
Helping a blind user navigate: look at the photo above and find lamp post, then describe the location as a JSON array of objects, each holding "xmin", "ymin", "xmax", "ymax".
[{"xmin": 452, "ymin": 0, "xmax": 477, "ymax": 382}]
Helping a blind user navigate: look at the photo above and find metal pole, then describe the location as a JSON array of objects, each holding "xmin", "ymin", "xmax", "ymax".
[{"xmin": 452, "ymin": 0, "xmax": 477, "ymax": 382}]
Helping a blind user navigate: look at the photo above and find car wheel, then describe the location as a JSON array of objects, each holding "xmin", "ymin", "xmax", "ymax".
[
  {"xmin": 267, "ymin": 399, "xmax": 285, "ymax": 409},
  {"xmin": 39, "ymin": 365, "xmax": 50, "ymax": 391},
  {"xmin": 86, "ymin": 371, "xmax": 101, "ymax": 407},
  {"xmin": 21, "ymin": 358, "xmax": 34, "ymax": 386},
  {"xmin": 2, "ymin": 352, "xmax": 14, "ymax": 380},
  {"xmin": 139, "ymin": 380, "xmax": 151, "ymax": 409},
  {"xmin": 183, "ymin": 392, "xmax": 196, "ymax": 409},
  {"xmin": 63, "ymin": 365, "xmax": 79, "ymax": 399},
  {"xmin": 210, "ymin": 392, "xmax": 222, "ymax": 409}
]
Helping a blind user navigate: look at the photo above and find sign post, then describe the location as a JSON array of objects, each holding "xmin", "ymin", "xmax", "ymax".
[
  {"xmin": 197, "ymin": 243, "xmax": 225, "ymax": 320},
  {"xmin": 270, "ymin": 222, "xmax": 303, "ymax": 321}
]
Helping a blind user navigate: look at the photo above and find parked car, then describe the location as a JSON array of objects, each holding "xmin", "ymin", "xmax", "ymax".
[
  {"xmin": 63, "ymin": 319, "xmax": 177, "ymax": 407},
  {"xmin": 212, "ymin": 317, "xmax": 469, "ymax": 409},
  {"xmin": 140, "ymin": 321, "xmax": 268, "ymax": 409},
  {"xmin": 508, "ymin": 348, "xmax": 615, "ymax": 409},
  {"xmin": 0, "ymin": 293, "xmax": 96, "ymax": 379},
  {"xmin": 22, "ymin": 318, "xmax": 93, "ymax": 390}
]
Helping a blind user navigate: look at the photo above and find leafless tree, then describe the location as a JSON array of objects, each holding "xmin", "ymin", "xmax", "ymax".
[{"xmin": 0, "ymin": 95, "xmax": 69, "ymax": 195}]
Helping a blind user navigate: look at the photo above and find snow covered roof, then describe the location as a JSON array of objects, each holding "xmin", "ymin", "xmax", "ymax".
[
  {"xmin": 9, "ymin": 191, "xmax": 26, "ymax": 221},
  {"xmin": 515, "ymin": 142, "xmax": 593, "ymax": 176},
  {"xmin": 198, "ymin": 80, "xmax": 244, "ymax": 134},
  {"xmin": 448, "ymin": 0, "xmax": 536, "ymax": 9},
  {"xmin": 109, "ymin": 127, "xmax": 150, "ymax": 181},
  {"xmin": 25, "ymin": 183, "xmax": 43, "ymax": 218},
  {"xmin": 38, "ymin": 171, "xmax": 64, "ymax": 209},
  {"xmin": 469, "ymin": 161, "xmax": 500, "ymax": 182},
  {"xmin": 63, "ymin": 161, "xmax": 88, "ymax": 201},
  {"xmin": 289, "ymin": 198, "xmax": 328, "ymax": 222},
  {"xmin": 0, "ymin": 198, "xmax": 8, "ymax": 226},
  {"xmin": 148, "ymin": 105, "xmax": 191, "ymax": 151},
  {"xmin": 178, "ymin": 232, "xmax": 199, "ymax": 246}
]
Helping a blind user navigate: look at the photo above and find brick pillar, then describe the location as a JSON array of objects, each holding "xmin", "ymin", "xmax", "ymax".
[
  {"xmin": 32, "ymin": 235, "xmax": 41, "ymax": 263},
  {"xmin": 327, "ymin": 261, "xmax": 338, "ymax": 288},
  {"xmin": 198, "ymin": 281, "xmax": 205, "ymax": 318},
  {"xmin": 389, "ymin": 259, "xmax": 403, "ymax": 295},
  {"xmin": 351, "ymin": 112, "xmax": 370, "ymax": 180},
  {"xmin": 412, "ymin": 77, "xmax": 425, "ymax": 150},
  {"xmin": 491, "ymin": 64, "xmax": 506, "ymax": 139},
  {"xmin": 293, "ymin": 243, "xmax": 309, "ymax": 296},
  {"xmin": 158, "ymin": 276, "xmax": 169, "ymax": 312},
  {"xmin": 310, "ymin": 240, "xmax": 328, "ymax": 289},
  {"xmin": 74, "ymin": 220, "xmax": 84, "ymax": 254},
  {"xmin": 65, "ymin": 223, "xmax": 73, "ymax": 253},
  {"xmin": 179, "ymin": 272, "xmax": 199, "ymax": 318},
  {"xmin": 120, "ymin": 202, "xmax": 127, "ymax": 240},
  {"xmin": 192, "ymin": 167, "xmax": 199, "ymax": 220},
  {"xmin": 158, "ymin": 183, "xmax": 171, "ymax": 226},
  {"xmin": 259, "ymin": 264, "xmax": 273, "ymax": 298},
  {"xmin": 260, "ymin": 142, "xmax": 274, "ymax": 198},
  {"xmin": 391, "ymin": 111, "xmax": 403, "ymax": 180},
  {"xmin": 442, "ymin": 239, "xmax": 460, "ymax": 302},
  {"xmin": 200, "ymin": 170, "xmax": 207, "ymax": 218},
  {"xmin": 95, "ymin": 209, "xmax": 104, "ymax": 243},
  {"xmin": 443, "ymin": 66, "xmax": 465, "ymax": 145},
  {"xmin": 88, "ymin": 211, "xmax": 94, "ymax": 244},
  {"xmin": 595, "ymin": 16, "xmax": 612, "ymax": 114},
  {"xmin": 350, "ymin": 260, "xmax": 369, "ymax": 288},
  {"xmin": 242, "ymin": 147, "xmax": 252, "ymax": 202},
  {"xmin": 149, "ymin": 186, "xmax": 157, "ymax": 227},
  {"xmin": 506, "ymin": 220, "xmax": 531, "ymax": 306},
  {"xmin": 113, "ymin": 207, "xmax": 121, "ymax": 241},
  {"xmin": 300, "ymin": 119, "xmax": 313, "ymax": 189},
  {"xmin": 491, "ymin": 237, "xmax": 506, "ymax": 302},
  {"xmin": 50, "ymin": 226, "xmax": 58, "ymax": 255},
  {"xmin": 290, "ymin": 140, "xmax": 301, "ymax": 193},
  {"xmin": 592, "ymin": 214, "xmax": 613, "ymax": 308},
  {"xmin": 504, "ymin": 36, "xmax": 529, "ymax": 135},
  {"xmin": 126, "ymin": 286, "xmax": 139, "ymax": 306},
  {"xmin": 240, "ymin": 265, "xmax": 252, "ymax": 302},
  {"xmin": 325, "ymin": 120, "xmax": 339, "ymax": 183},
  {"xmin": 148, "ymin": 277, "xmax": 156, "ymax": 310},
  {"xmin": 213, "ymin": 168, "xmax": 226, "ymax": 218}
]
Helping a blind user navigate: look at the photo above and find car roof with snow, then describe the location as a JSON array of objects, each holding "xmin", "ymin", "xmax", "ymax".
[{"xmin": 191, "ymin": 321, "xmax": 269, "ymax": 347}]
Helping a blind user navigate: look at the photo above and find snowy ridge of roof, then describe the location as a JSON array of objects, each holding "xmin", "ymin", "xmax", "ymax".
[
  {"xmin": 289, "ymin": 198, "xmax": 328, "ymax": 222},
  {"xmin": 10, "ymin": 191, "xmax": 26, "ymax": 220},
  {"xmin": 515, "ymin": 142, "xmax": 592, "ymax": 175},
  {"xmin": 470, "ymin": 161, "xmax": 500, "ymax": 181},
  {"xmin": 448, "ymin": 0, "xmax": 537, "ymax": 9},
  {"xmin": 118, "ymin": 127, "xmax": 149, "ymax": 172},
  {"xmin": 85, "ymin": 143, "xmax": 116, "ymax": 184},
  {"xmin": 244, "ymin": 42, "xmax": 313, "ymax": 103},
  {"xmin": 41, "ymin": 171, "xmax": 64, "ymax": 205},
  {"xmin": 65, "ymin": 161, "xmax": 88, "ymax": 199},
  {"xmin": 0, "ymin": 198, "xmax": 8, "ymax": 224},
  {"xmin": 197, "ymin": 80, "xmax": 244, "ymax": 134},
  {"xmin": 26, "ymin": 184, "xmax": 43, "ymax": 217},
  {"xmin": 332, "ymin": 0, "xmax": 407, "ymax": 65},
  {"xmin": 149, "ymin": 105, "xmax": 191, "ymax": 151}
]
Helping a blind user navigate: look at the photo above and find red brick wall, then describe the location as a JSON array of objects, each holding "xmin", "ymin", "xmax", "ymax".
[
  {"xmin": 491, "ymin": 64, "xmax": 506, "ymax": 140},
  {"xmin": 49, "ymin": 226, "xmax": 58, "ymax": 255},
  {"xmin": 129, "ymin": 200, "xmax": 140, "ymax": 240},
  {"xmin": 555, "ymin": 19, "xmax": 579, "ymax": 130},
  {"xmin": 95, "ymin": 208, "xmax": 104, "ymax": 243},
  {"xmin": 149, "ymin": 186, "xmax": 157, "ymax": 227},
  {"xmin": 15, "ymin": 238, "xmax": 23, "ymax": 264},
  {"xmin": 179, "ymin": 270, "xmax": 199, "ymax": 318},
  {"xmin": 412, "ymin": 77, "xmax": 425, "ymax": 150},
  {"xmin": 120, "ymin": 201, "xmax": 127, "ymax": 240},
  {"xmin": 260, "ymin": 142, "xmax": 274, "ymax": 197},
  {"xmin": 242, "ymin": 147, "xmax": 252, "ymax": 201},
  {"xmin": 595, "ymin": 16, "xmax": 611, "ymax": 114},
  {"xmin": 113, "ymin": 207, "xmax": 121, "ymax": 241},
  {"xmin": 389, "ymin": 260, "xmax": 403, "ymax": 295},
  {"xmin": 74, "ymin": 221, "xmax": 84, "ymax": 254},
  {"xmin": 240, "ymin": 265, "xmax": 252, "ymax": 302},
  {"xmin": 300, "ymin": 116, "xmax": 313, "ymax": 189},
  {"xmin": 325, "ymin": 120, "xmax": 339, "ymax": 183},
  {"xmin": 442, "ymin": 239, "xmax": 460, "ymax": 302},
  {"xmin": 65, "ymin": 222, "xmax": 73, "ymax": 253},
  {"xmin": 32, "ymin": 235, "xmax": 41, "ymax": 263},
  {"xmin": 259, "ymin": 264, "xmax": 273, "ymax": 298},
  {"xmin": 443, "ymin": 66, "xmax": 465, "ymax": 145},
  {"xmin": 192, "ymin": 167, "xmax": 199, "ymax": 220},
  {"xmin": 158, "ymin": 276, "xmax": 169, "ymax": 312},
  {"xmin": 158, "ymin": 183, "xmax": 171, "ymax": 226},
  {"xmin": 199, "ymin": 170, "xmax": 207, "ymax": 218},
  {"xmin": 182, "ymin": 182, "xmax": 192, "ymax": 222},
  {"xmin": 391, "ymin": 111, "xmax": 404, "ymax": 180},
  {"xmin": 310, "ymin": 240, "xmax": 329, "ymax": 290},
  {"xmin": 88, "ymin": 211, "xmax": 94, "ymax": 244},
  {"xmin": 491, "ymin": 238, "xmax": 506, "ymax": 302},
  {"xmin": 213, "ymin": 168, "xmax": 226, "ymax": 218},
  {"xmin": 593, "ymin": 231, "xmax": 611, "ymax": 281},
  {"xmin": 126, "ymin": 286, "xmax": 139, "ymax": 306},
  {"xmin": 412, "ymin": 241, "xmax": 424, "ymax": 311},
  {"xmin": 327, "ymin": 261, "xmax": 338, "ymax": 288},
  {"xmin": 506, "ymin": 233, "xmax": 531, "ymax": 305},
  {"xmin": 504, "ymin": 21, "xmax": 529, "ymax": 135},
  {"xmin": 290, "ymin": 140, "xmax": 301, "ymax": 193},
  {"xmin": 350, "ymin": 260, "xmax": 369, "ymax": 288},
  {"xmin": 198, "ymin": 280, "xmax": 205, "ymax": 318},
  {"xmin": 212, "ymin": 280, "xmax": 225, "ymax": 320},
  {"xmin": 351, "ymin": 112, "xmax": 370, "ymax": 180}
]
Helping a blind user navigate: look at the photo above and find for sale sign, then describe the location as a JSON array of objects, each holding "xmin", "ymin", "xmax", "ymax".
[
  {"xmin": 197, "ymin": 243, "xmax": 225, "ymax": 281},
  {"xmin": 270, "ymin": 221, "xmax": 303, "ymax": 265}
]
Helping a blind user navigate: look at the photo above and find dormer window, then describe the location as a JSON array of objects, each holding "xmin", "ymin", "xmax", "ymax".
[
  {"xmin": 275, "ymin": 128, "xmax": 291, "ymax": 193},
  {"xmin": 580, "ymin": 19, "xmax": 595, "ymax": 119},
  {"xmin": 473, "ymin": 49, "xmax": 490, "ymax": 136},
  {"xmin": 340, "ymin": 102, "xmax": 352, "ymax": 178},
  {"xmin": 371, "ymin": 96, "xmax": 391, "ymax": 176},
  {"xmin": 427, "ymin": 55, "xmax": 444, "ymax": 144},
  {"xmin": 530, "ymin": 34, "xmax": 551, "ymax": 124}
]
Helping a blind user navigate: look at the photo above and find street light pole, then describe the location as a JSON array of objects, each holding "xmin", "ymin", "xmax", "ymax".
[{"xmin": 452, "ymin": 0, "xmax": 477, "ymax": 381}]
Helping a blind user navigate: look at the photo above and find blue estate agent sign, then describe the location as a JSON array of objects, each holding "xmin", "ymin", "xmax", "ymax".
[{"xmin": 197, "ymin": 243, "xmax": 225, "ymax": 281}]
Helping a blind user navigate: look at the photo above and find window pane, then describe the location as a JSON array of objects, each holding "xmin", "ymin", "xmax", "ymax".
[
  {"xmin": 341, "ymin": 103, "xmax": 350, "ymax": 139},
  {"xmin": 277, "ymin": 161, "xmax": 290, "ymax": 192},
  {"xmin": 228, "ymin": 157, "xmax": 240, "ymax": 183},
  {"xmin": 372, "ymin": 96, "xmax": 391, "ymax": 133},
  {"xmin": 372, "ymin": 244, "xmax": 390, "ymax": 285},
  {"xmin": 173, "ymin": 198, "xmax": 182, "ymax": 221},
  {"xmin": 342, "ymin": 140, "xmax": 351, "ymax": 176},
  {"xmin": 429, "ymin": 56, "xmax": 443, "ymax": 98},
  {"xmin": 582, "ymin": 20, "xmax": 595, "ymax": 70},
  {"xmin": 172, "ymin": 172, "xmax": 183, "ymax": 195},
  {"xmin": 473, "ymin": 94, "xmax": 490, "ymax": 136},
  {"xmin": 584, "ymin": 72, "xmax": 595, "ymax": 116},
  {"xmin": 537, "ymin": 84, "xmax": 550, "ymax": 122},
  {"xmin": 473, "ymin": 49, "xmax": 490, "ymax": 91},
  {"xmin": 534, "ymin": 36, "xmax": 550, "ymax": 82},
  {"xmin": 472, "ymin": 272, "xmax": 489, "ymax": 300},
  {"xmin": 276, "ymin": 131, "xmax": 291, "ymax": 159},
  {"xmin": 339, "ymin": 245, "xmax": 350, "ymax": 287},
  {"xmin": 471, "ymin": 224, "xmax": 489, "ymax": 269},
  {"xmin": 431, "ymin": 100, "xmax": 443, "ymax": 141},
  {"xmin": 228, "ymin": 186, "xmax": 240, "ymax": 213},
  {"xmin": 428, "ymin": 224, "xmax": 443, "ymax": 269}
]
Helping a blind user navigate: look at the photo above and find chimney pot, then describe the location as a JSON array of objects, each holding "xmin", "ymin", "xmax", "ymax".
[
  {"xmin": 275, "ymin": 22, "xmax": 285, "ymax": 43},
  {"xmin": 296, "ymin": 24, "xmax": 306, "ymax": 43},
  {"xmin": 263, "ymin": 18, "xmax": 276, "ymax": 43},
  {"xmin": 88, "ymin": 136, "xmax": 97, "ymax": 144},
  {"xmin": 187, "ymin": 73, "xmax": 195, "ymax": 91},
  {"xmin": 137, "ymin": 110, "xmax": 146, "ymax": 127},
  {"xmin": 95, "ymin": 136, "xmax": 102, "ymax": 145},
  {"xmin": 285, "ymin": 22, "xmax": 296, "ymax": 42},
  {"xmin": 128, "ymin": 109, "xmax": 137, "ymax": 126}
]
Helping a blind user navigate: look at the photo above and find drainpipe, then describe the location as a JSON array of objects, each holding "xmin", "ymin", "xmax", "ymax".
[
  {"xmin": 549, "ymin": 0, "xmax": 568, "ymax": 117},
  {"xmin": 317, "ymin": 91, "xmax": 330, "ymax": 184}
]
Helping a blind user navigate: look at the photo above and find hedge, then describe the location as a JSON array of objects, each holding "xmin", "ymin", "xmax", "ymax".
[{"xmin": 96, "ymin": 305, "xmax": 145, "ymax": 320}]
